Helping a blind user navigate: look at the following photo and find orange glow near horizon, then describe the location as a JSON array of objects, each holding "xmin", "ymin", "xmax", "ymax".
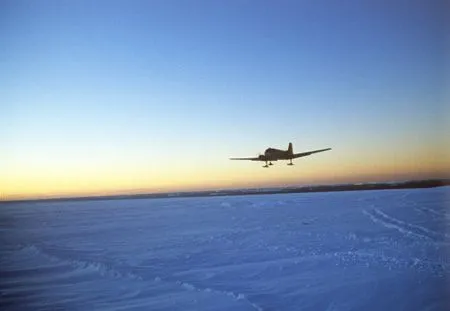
[{"xmin": 2, "ymin": 147, "xmax": 448, "ymax": 200}]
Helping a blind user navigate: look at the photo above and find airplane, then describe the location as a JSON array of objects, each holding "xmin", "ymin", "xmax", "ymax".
[{"xmin": 230, "ymin": 142, "xmax": 331, "ymax": 168}]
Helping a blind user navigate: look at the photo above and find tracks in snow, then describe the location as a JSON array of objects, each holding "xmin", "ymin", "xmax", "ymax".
[
  {"xmin": 363, "ymin": 208, "xmax": 449, "ymax": 241},
  {"xmin": 414, "ymin": 205, "xmax": 448, "ymax": 219}
]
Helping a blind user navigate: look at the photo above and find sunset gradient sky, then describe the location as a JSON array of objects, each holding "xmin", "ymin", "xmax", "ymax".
[{"xmin": 1, "ymin": 0, "xmax": 448, "ymax": 199}]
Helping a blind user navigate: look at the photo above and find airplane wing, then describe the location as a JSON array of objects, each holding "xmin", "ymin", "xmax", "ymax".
[
  {"xmin": 229, "ymin": 156, "xmax": 264, "ymax": 161},
  {"xmin": 292, "ymin": 148, "xmax": 332, "ymax": 159}
]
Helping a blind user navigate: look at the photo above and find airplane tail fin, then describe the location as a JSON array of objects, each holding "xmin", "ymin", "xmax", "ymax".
[{"xmin": 288, "ymin": 142, "xmax": 293, "ymax": 155}]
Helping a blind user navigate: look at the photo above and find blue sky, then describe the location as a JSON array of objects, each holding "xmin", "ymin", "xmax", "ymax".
[{"xmin": 1, "ymin": 0, "xmax": 448, "ymax": 198}]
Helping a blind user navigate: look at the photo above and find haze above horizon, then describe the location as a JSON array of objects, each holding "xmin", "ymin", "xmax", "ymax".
[{"xmin": 1, "ymin": 0, "xmax": 448, "ymax": 200}]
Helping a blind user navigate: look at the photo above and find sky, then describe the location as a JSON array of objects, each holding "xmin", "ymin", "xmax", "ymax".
[{"xmin": 1, "ymin": 0, "xmax": 449, "ymax": 199}]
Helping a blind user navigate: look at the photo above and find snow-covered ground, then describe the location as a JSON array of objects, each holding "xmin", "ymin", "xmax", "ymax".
[{"xmin": 1, "ymin": 187, "xmax": 449, "ymax": 310}]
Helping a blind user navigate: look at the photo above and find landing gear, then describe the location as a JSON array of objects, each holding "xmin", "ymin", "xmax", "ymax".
[
  {"xmin": 287, "ymin": 159, "xmax": 294, "ymax": 166},
  {"xmin": 263, "ymin": 160, "xmax": 273, "ymax": 168}
]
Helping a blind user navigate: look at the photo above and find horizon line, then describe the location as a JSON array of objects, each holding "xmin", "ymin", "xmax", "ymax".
[{"xmin": 2, "ymin": 178, "xmax": 448, "ymax": 204}]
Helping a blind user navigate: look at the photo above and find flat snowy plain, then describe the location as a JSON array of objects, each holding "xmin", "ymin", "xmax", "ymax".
[{"xmin": 1, "ymin": 186, "xmax": 449, "ymax": 311}]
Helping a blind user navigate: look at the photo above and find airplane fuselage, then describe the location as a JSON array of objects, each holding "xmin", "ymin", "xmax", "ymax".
[
  {"xmin": 263, "ymin": 148, "xmax": 292, "ymax": 161},
  {"xmin": 263, "ymin": 142, "xmax": 294, "ymax": 161}
]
